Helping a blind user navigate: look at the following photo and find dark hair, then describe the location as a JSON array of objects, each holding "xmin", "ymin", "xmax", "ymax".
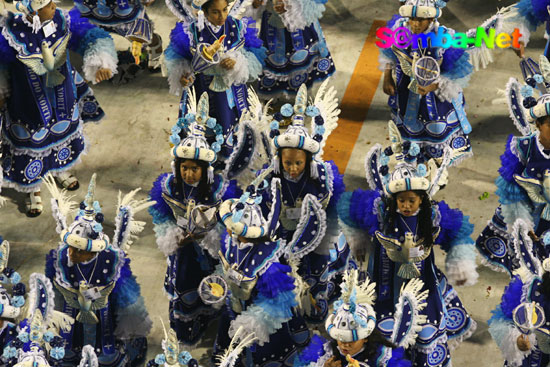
[
  {"xmin": 541, "ymin": 272, "xmax": 550, "ymax": 298},
  {"xmin": 276, "ymin": 148, "xmax": 315, "ymax": 184},
  {"xmin": 536, "ymin": 115, "xmax": 550, "ymax": 126},
  {"xmin": 173, "ymin": 158, "xmax": 212, "ymax": 201},
  {"xmin": 201, "ymin": 0, "xmax": 228, "ymax": 13},
  {"xmin": 384, "ymin": 190, "xmax": 434, "ymax": 248},
  {"xmin": 330, "ymin": 329, "xmax": 396, "ymax": 362}
]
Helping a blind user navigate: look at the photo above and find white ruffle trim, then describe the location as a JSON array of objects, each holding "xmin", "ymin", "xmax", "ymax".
[
  {"xmin": 279, "ymin": 0, "xmax": 324, "ymax": 32},
  {"xmin": 114, "ymin": 299, "xmax": 153, "ymax": 339},
  {"xmin": 445, "ymin": 258, "xmax": 478, "ymax": 286},
  {"xmin": 378, "ymin": 53, "xmax": 395, "ymax": 72},
  {"xmin": 197, "ymin": 223, "xmax": 223, "ymax": 258},
  {"xmin": 447, "ymin": 318, "xmax": 477, "ymax": 351},
  {"xmin": 154, "ymin": 221, "xmax": 186, "ymax": 256},
  {"xmin": 82, "ymin": 45, "xmax": 118, "ymax": 85},
  {"xmin": 501, "ymin": 201, "xmax": 533, "ymax": 233},
  {"xmin": 434, "ymin": 75, "xmax": 463, "ymax": 103},
  {"xmin": 222, "ymin": 49, "xmax": 252, "ymax": 87},
  {"xmin": 495, "ymin": 7, "xmax": 532, "ymax": 47},
  {"xmin": 164, "ymin": 57, "xmax": 193, "ymax": 96},
  {"xmin": 489, "ymin": 317, "xmax": 535, "ymax": 367}
]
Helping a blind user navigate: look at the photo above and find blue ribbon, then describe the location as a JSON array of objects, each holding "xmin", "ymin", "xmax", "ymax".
[
  {"xmin": 451, "ymin": 92, "xmax": 471, "ymax": 134},
  {"xmin": 403, "ymin": 92, "xmax": 424, "ymax": 133}
]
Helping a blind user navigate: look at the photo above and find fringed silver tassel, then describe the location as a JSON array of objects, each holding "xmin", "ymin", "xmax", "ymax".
[
  {"xmin": 273, "ymin": 156, "xmax": 280, "ymax": 174},
  {"xmin": 207, "ymin": 165, "xmax": 214, "ymax": 184},
  {"xmin": 32, "ymin": 14, "xmax": 42, "ymax": 34},
  {"xmin": 310, "ymin": 160, "xmax": 319, "ymax": 179}
]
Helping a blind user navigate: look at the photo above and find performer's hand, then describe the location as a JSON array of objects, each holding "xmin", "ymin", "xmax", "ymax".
[
  {"xmin": 417, "ymin": 83, "xmax": 439, "ymax": 96},
  {"xmin": 95, "ymin": 68, "xmax": 112, "ymax": 83},
  {"xmin": 324, "ymin": 356, "xmax": 341, "ymax": 367},
  {"xmin": 528, "ymin": 230, "xmax": 540, "ymax": 242},
  {"xmin": 513, "ymin": 41, "xmax": 525, "ymax": 58},
  {"xmin": 180, "ymin": 73, "xmax": 194, "ymax": 88},
  {"xmin": 252, "ymin": 0, "xmax": 263, "ymax": 8},
  {"xmin": 220, "ymin": 58, "xmax": 236, "ymax": 70},
  {"xmin": 517, "ymin": 334, "xmax": 531, "ymax": 351},
  {"xmin": 383, "ymin": 68, "xmax": 396, "ymax": 96},
  {"xmin": 273, "ymin": 0, "xmax": 285, "ymax": 13}
]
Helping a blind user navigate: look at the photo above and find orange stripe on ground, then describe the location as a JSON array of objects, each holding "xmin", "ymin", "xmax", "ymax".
[{"xmin": 323, "ymin": 20, "xmax": 386, "ymax": 171}]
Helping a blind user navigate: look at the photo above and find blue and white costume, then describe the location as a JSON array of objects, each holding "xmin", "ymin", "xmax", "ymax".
[
  {"xmin": 476, "ymin": 56, "xmax": 550, "ymax": 276},
  {"xmin": 210, "ymin": 180, "xmax": 311, "ymax": 366},
  {"xmin": 249, "ymin": 0, "xmax": 335, "ymax": 99},
  {"xmin": 379, "ymin": 0, "xmax": 476, "ymax": 166},
  {"xmin": 149, "ymin": 90, "xmax": 233, "ymax": 345},
  {"xmin": 338, "ymin": 145, "xmax": 478, "ymax": 367},
  {"xmin": 2, "ymin": 273, "xmax": 75, "ymax": 367},
  {"xmin": 43, "ymin": 174, "xmax": 153, "ymax": 367},
  {"xmin": 164, "ymin": 0, "xmax": 266, "ymax": 159},
  {"xmin": 253, "ymin": 81, "xmax": 353, "ymax": 323},
  {"xmin": 488, "ymin": 219, "xmax": 550, "ymax": 367},
  {"xmin": 294, "ymin": 270, "xmax": 428, "ymax": 367},
  {"xmin": 0, "ymin": 5, "xmax": 116, "ymax": 193}
]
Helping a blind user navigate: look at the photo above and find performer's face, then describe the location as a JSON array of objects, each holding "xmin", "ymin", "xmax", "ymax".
[
  {"xmin": 337, "ymin": 338, "xmax": 366, "ymax": 357},
  {"xmin": 37, "ymin": 1, "xmax": 56, "ymax": 22},
  {"xmin": 537, "ymin": 116, "xmax": 550, "ymax": 149},
  {"xmin": 68, "ymin": 247, "xmax": 95, "ymax": 264},
  {"xmin": 205, "ymin": 0, "xmax": 229, "ymax": 27},
  {"xmin": 396, "ymin": 191, "xmax": 422, "ymax": 216},
  {"xmin": 409, "ymin": 17, "xmax": 432, "ymax": 34},
  {"xmin": 180, "ymin": 160, "xmax": 203, "ymax": 186},
  {"xmin": 281, "ymin": 148, "xmax": 307, "ymax": 179}
]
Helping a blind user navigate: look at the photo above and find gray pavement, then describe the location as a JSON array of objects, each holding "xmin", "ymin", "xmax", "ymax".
[{"xmin": 0, "ymin": 0, "xmax": 538, "ymax": 365}]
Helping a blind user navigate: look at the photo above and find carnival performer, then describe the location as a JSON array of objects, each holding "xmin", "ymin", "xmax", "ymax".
[
  {"xmin": 43, "ymin": 174, "xmax": 153, "ymax": 367},
  {"xmin": 488, "ymin": 219, "xmax": 550, "ymax": 367},
  {"xmin": 380, "ymin": 0, "xmax": 482, "ymax": 167},
  {"xmin": 208, "ymin": 179, "xmax": 311, "ymax": 366},
  {"xmin": 248, "ymin": 0, "xmax": 335, "ymax": 100},
  {"xmin": 0, "ymin": 0, "xmax": 116, "ymax": 217},
  {"xmin": 225, "ymin": 80, "xmax": 350, "ymax": 324},
  {"xmin": 294, "ymin": 270, "xmax": 429, "ymax": 367},
  {"xmin": 476, "ymin": 56, "xmax": 550, "ymax": 276},
  {"xmin": 149, "ymin": 89, "xmax": 237, "ymax": 345},
  {"xmin": 337, "ymin": 142, "xmax": 478, "ymax": 367},
  {"xmin": 0, "ymin": 237, "xmax": 28, "ymax": 365},
  {"xmin": 72, "ymin": 0, "xmax": 163, "ymax": 82},
  {"xmin": 163, "ymin": 0, "xmax": 266, "ymax": 160},
  {"xmin": 1, "ymin": 273, "xmax": 74, "ymax": 367}
]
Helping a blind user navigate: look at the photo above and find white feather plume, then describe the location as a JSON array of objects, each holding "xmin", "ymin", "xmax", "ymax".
[
  {"xmin": 340, "ymin": 269, "xmax": 376, "ymax": 307},
  {"xmin": 391, "ymin": 278, "xmax": 428, "ymax": 349},
  {"xmin": 313, "ymin": 78, "xmax": 341, "ymax": 159},
  {"xmin": 186, "ymin": 87, "xmax": 198, "ymax": 115},
  {"xmin": 113, "ymin": 188, "xmax": 156, "ymax": 252},
  {"xmin": 43, "ymin": 173, "xmax": 78, "ymax": 232},
  {"xmin": 216, "ymin": 326, "xmax": 258, "ymax": 367},
  {"xmin": 228, "ymin": 0, "xmax": 253, "ymax": 19}
]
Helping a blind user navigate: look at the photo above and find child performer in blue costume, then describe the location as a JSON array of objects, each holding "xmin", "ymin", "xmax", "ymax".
[
  {"xmin": 43, "ymin": 174, "xmax": 153, "ymax": 367},
  {"xmin": 0, "ymin": 0, "xmax": 116, "ymax": 216},
  {"xmin": 476, "ymin": 56, "xmax": 550, "ymax": 276},
  {"xmin": 255, "ymin": 80, "xmax": 352, "ymax": 323},
  {"xmin": 380, "ymin": 0, "xmax": 480, "ymax": 167},
  {"xmin": 209, "ymin": 179, "xmax": 311, "ymax": 366},
  {"xmin": 488, "ymin": 219, "xmax": 550, "ymax": 367},
  {"xmin": 0, "ymin": 237, "xmax": 27, "ymax": 365},
  {"xmin": 163, "ymin": 0, "xmax": 266, "ymax": 160},
  {"xmin": 248, "ymin": 0, "xmax": 335, "ymax": 99},
  {"xmin": 294, "ymin": 270, "xmax": 429, "ymax": 367},
  {"xmin": 149, "ymin": 90, "xmax": 236, "ymax": 346},
  {"xmin": 338, "ymin": 144, "xmax": 478, "ymax": 367},
  {"xmin": 2, "ymin": 273, "xmax": 75, "ymax": 367}
]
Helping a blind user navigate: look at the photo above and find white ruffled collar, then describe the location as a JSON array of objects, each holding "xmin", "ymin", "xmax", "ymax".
[
  {"xmin": 206, "ymin": 19, "xmax": 223, "ymax": 34},
  {"xmin": 283, "ymin": 171, "xmax": 304, "ymax": 183}
]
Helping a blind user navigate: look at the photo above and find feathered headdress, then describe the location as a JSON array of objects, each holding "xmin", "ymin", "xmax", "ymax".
[
  {"xmin": 269, "ymin": 79, "xmax": 340, "ymax": 179},
  {"xmin": 169, "ymin": 89, "xmax": 224, "ymax": 184},
  {"xmin": 365, "ymin": 121, "xmax": 452, "ymax": 198},
  {"xmin": 216, "ymin": 326, "xmax": 257, "ymax": 367},
  {"xmin": 506, "ymin": 56, "xmax": 550, "ymax": 136},
  {"xmin": 219, "ymin": 177, "xmax": 281, "ymax": 239},
  {"xmin": 43, "ymin": 173, "xmax": 155, "ymax": 253},
  {"xmin": 399, "ymin": 0, "xmax": 448, "ymax": 19},
  {"xmin": 149, "ymin": 319, "xmax": 198, "ymax": 367},
  {"xmin": 325, "ymin": 269, "xmax": 377, "ymax": 342}
]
